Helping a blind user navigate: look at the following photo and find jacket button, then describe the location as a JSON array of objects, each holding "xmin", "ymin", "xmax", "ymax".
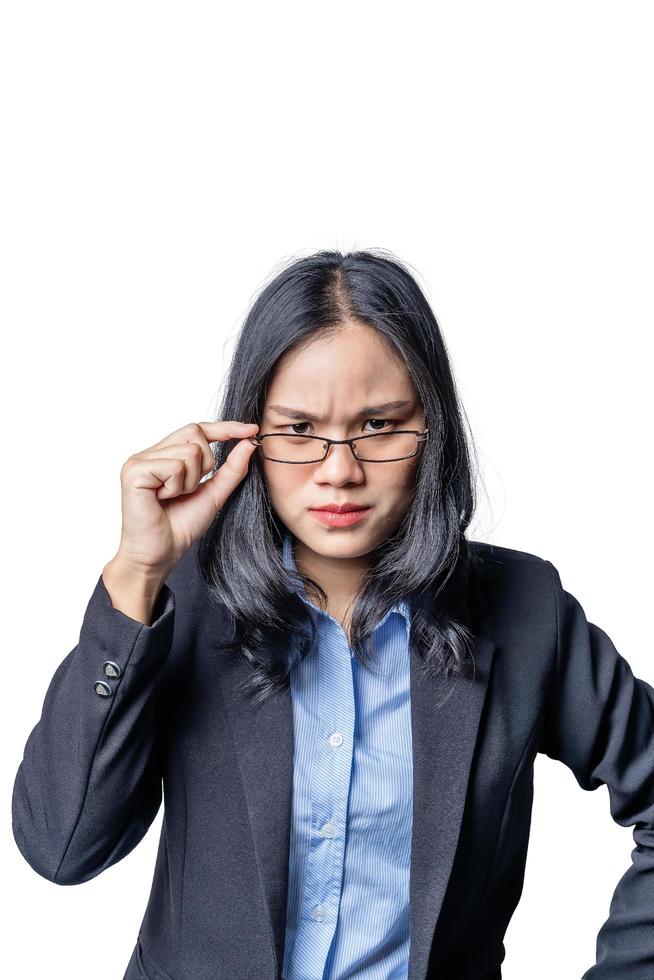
[
  {"xmin": 94, "ymin": 681, "xmax": 112, "ymax": 697},
  {"xmin": 103, "ymin": 660, "xmax": 121, "ymax": 679}
]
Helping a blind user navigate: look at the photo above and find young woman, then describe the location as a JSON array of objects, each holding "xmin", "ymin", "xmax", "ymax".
[{"xmin": 12, "ymin": 249, "xmax": 654, "ymax": 980}]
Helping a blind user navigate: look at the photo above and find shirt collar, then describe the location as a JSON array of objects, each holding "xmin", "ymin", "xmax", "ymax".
[{"xmin": 281, "ymin": 530, "xmax": 412, "ymax": 631}]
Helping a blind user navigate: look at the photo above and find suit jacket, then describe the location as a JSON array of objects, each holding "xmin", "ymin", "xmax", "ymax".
[{"xmin": 11, "ymin": 539, "xmax": 654, "ymax": 980}]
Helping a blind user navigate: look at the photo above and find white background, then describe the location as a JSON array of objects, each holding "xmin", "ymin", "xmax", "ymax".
[{"xmin": 2, "ymin": 2, "xmax": 653, "ymax": 977}]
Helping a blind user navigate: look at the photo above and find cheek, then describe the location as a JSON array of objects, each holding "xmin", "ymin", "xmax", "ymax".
[
  {"xmin": 261, "ymin": 459, "xmax": 305, "ymax": 496},
  {"xmin": 379, "ymin": 461, "xmax": 419, "ymax": 490}
]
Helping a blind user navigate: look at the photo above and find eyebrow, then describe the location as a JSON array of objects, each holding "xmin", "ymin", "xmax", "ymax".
[{"xmin": 267, "ymin": 400, "xmax": 413, "ymax": 422}]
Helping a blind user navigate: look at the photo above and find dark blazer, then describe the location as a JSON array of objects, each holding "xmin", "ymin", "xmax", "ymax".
[{"xmin": 11, "ymin": 539, "xmax": 654, "ymax": 980}]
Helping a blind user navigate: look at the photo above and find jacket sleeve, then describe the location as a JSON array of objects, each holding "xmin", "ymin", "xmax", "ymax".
[
  {"xmin": 540, "ymin": 559, "xmax": 654, "ymax": 980},
  {"xmin": 11, "ymin": 570, "xmax": 177, "ymax": 886}
]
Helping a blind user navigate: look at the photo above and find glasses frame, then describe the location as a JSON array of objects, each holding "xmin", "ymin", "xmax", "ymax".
[{"xmin": 248, "ymin": 428, "xmax": 429, "ymax": 464}]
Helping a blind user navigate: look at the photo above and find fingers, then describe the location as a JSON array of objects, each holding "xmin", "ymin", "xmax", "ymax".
[
  {"xmin": 198, "ymin": 435, "xmax": 260, "ymax": 512},
  {"xmin": 131, "ymin": 421, "xmax": 259, "ymax": 493},
  {"xmin": 139, "ymin": 421, "xmax": 258, "ymax": 467},
  {"xmin": 125, "ymin": 443, "xmax": 209, "ymax": 496}
]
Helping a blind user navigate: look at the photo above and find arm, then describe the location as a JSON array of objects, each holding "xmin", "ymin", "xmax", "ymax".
[
  {"xmin": 540, "ymin": 560, "xmax": 654, "ymax": 979},
  {"xmin": 11, "ymin": 569, "xmax": 176, "ymax": 885}
]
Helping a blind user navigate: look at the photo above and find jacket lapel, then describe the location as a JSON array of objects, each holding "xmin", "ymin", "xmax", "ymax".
[
  {"xmin": 219, "ymin": 649, "xmax": 295, "ymax": 978},
  {"xmin": 218, "ymin": 630, "xmax": 496, "ymax": 980},
  {"xmin": 407, "ymin": 633, "xmax": 496, "ymax": 980}
]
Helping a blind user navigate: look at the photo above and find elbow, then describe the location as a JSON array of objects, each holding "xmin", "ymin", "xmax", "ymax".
[
  {"xmin": 12, "ymin": 804, "xmax": 99, "ymax": 887},
  {"xmin": 12, "ymin": 820, "xmax": 61, "ymax": 884}
]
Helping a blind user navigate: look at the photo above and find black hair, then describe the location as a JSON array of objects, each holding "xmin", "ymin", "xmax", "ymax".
[{"xmin": 197, "ymin": 248, "xmax": 485, "ymax": 705}]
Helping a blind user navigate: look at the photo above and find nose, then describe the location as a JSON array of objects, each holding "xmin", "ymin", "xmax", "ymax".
[{"xmin": 315, "ymin": 441, "xmax": 364, "ymax": 478}]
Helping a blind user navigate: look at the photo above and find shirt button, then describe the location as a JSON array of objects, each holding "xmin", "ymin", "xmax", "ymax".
[
  {"xmin": 103, "ymin": 660, "xmax": 121, "ymax": 679},
  {"xmin": 329, "ymin": 732, "xmax": 344, "ymax": 747},
  {"xmin": 312, "ymin": 905, "xmax": 326, "ymax": 921},
  {"xmin": 320, "ymin": 821, "xmax": 336, "ymax": 838},
  {"xmin": 94, "ymin": 681, "xmax": 112, "ymax": 697}
]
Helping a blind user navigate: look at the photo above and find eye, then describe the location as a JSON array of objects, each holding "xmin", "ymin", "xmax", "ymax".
[
  {"xmin": 288, "ymin": 418, "xmax": 396, "ymax": 435},
  {"xmin": 364, "ymin": 418, "xmax": 394, "ymax": 432}
]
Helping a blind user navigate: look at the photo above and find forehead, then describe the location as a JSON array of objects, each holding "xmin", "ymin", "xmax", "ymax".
[
  {"xmin": 264, "ymin": 323, "xmax": 416, "ymax": 412},
  {"xmin": 266, "ymin": 398, "xmax": 414, "ymax": 423}
]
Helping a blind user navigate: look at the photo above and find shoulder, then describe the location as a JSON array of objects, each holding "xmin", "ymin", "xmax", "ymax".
[
  {"xmin": 166, "ymin": 538, "xmax": 204, "ymax": 594},
  {"xmin": 466, "ymin": 538, "xmax": 558, "ymax": 587},
  {"xmin": 464, "ymin": 538, "xmax": 560, "ymax": 633},
  {"xmin": 164, "ymin": 537, "xmax": 233, "ymax": 636},
  {"xmin": 467, "ymin": 538, "xmax": 549, "ymax": 566},
  {"xmin": 466, "ymin": 538, "xmax": 568, "ymax": 597},
  {"xmin": 161, "ymin": 538, "xmax": 212, "ymax": 637}
]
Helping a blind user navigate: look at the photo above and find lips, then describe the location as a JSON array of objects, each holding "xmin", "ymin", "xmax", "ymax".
[
  {"xmin": 310, "ymin": 504, "xmax": 370, "ymax": 513},
  {"xmin": 309, "ymin": 506, "xmax": 372, "ymax": 527}
]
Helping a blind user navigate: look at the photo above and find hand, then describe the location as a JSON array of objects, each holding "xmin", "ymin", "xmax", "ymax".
[{"xmin": 110, "ymin": 420, "xmax": 260, "ymax": 577}]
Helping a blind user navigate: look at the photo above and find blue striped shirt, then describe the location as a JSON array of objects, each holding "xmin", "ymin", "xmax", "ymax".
[{"xmin": 280, "ymin": 531, "xmax": 414, "ymax": 980}]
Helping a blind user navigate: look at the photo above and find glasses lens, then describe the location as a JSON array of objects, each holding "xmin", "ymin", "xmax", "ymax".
[
  {"xmin": 261, "ymin": 432, "xmax": 417, "ymax": 462},
  {"xmin": 261, "ymin": 435, "xmax": 327, "ymax": 462},
  {"xmin": 354, "ymin": 432, "xmax": 418, "ymax": 461}
]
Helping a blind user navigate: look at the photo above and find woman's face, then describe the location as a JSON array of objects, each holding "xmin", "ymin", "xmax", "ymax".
[{"xmin": 259, "ymin": 320, "xmax": 427, "ymax": 563}]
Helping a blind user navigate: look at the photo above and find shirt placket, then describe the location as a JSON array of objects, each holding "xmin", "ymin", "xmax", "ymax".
[{"xmin": 297, "ymin": 615, "xmax": 355, "ymax": 974}]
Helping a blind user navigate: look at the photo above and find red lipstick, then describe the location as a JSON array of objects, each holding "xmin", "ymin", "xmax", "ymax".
[
  {"xmin": 308, "ymin": 502, "xmax": 372, "ymax": 527},
  {"xmin": 312, "ymin": 502, "xmax": 368, "ymax": 513}
]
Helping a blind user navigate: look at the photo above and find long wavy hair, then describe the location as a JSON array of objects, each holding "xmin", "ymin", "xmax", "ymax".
[{"xmin": 197, "ymin": 248, "xmax": 486, "ymax": 705}]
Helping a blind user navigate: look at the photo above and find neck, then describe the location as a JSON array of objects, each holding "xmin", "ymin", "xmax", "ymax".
[{"xmin": 292, "ymin": 537, "xmax": 371, "ymax": 612}]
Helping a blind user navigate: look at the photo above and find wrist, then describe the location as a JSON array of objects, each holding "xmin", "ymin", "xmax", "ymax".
[
  {"xmin": 103, "ymin": 555, "xmax": 171, "ymax": 594},
  {"xmin": 101, "ymin": 556, "xmax": 172, "ymax": 625}
]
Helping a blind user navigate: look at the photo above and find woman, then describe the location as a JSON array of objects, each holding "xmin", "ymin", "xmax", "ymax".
[{"xmin": 12, "ymin": 249, "xmax": 654, "ymax": 980}]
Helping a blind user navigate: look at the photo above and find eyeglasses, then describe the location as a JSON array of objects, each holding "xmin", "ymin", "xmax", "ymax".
[{"xmin": 248, "ymin": 428, "xmax": 429, "ymax": 464}]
